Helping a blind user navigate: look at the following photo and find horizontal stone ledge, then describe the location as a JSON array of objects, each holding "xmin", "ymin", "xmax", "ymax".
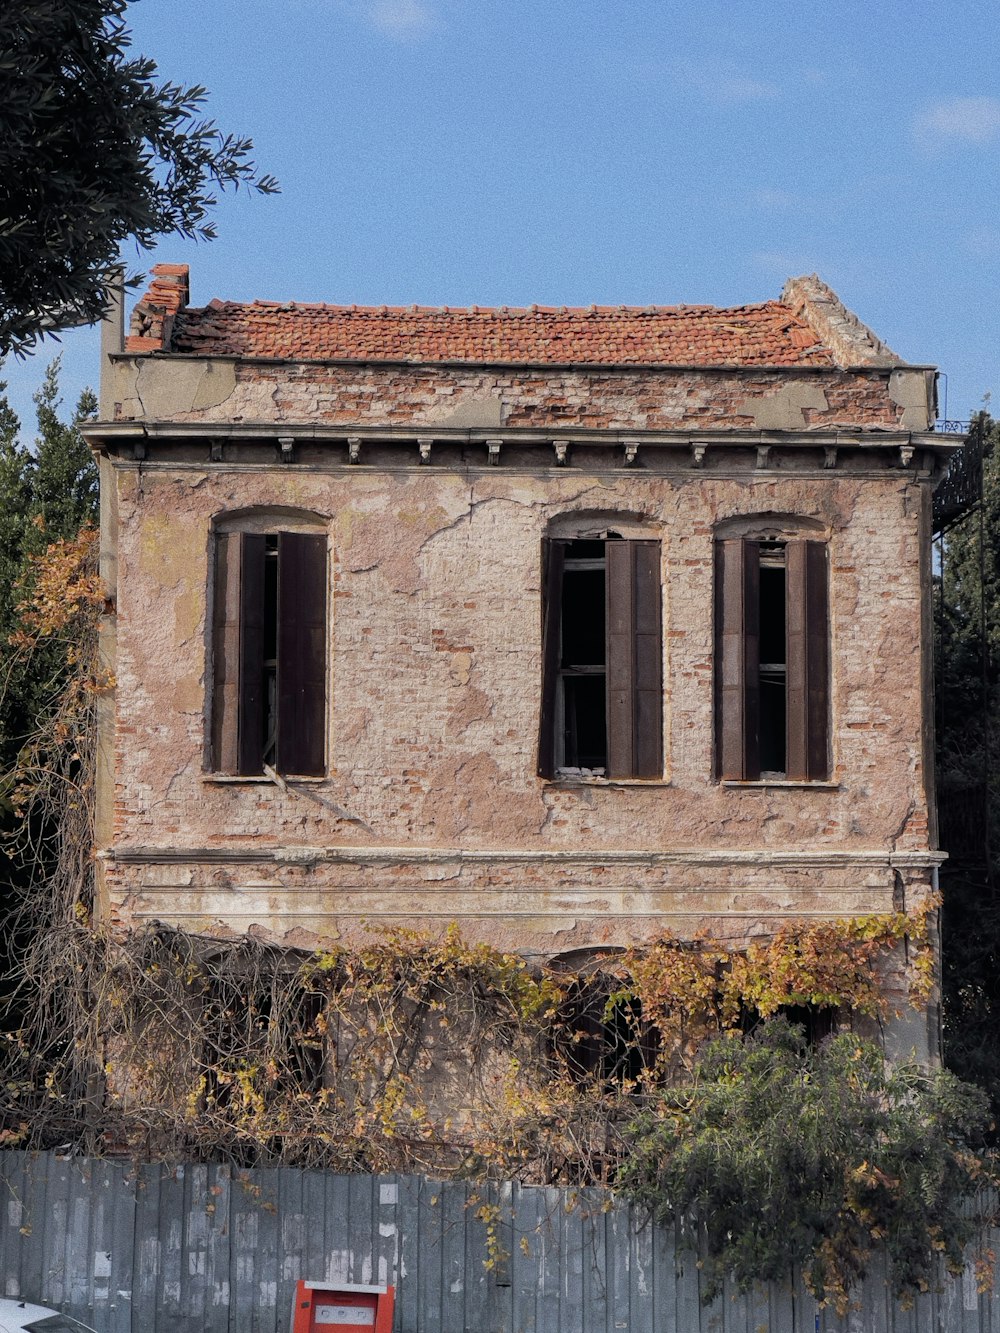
[
  {"xmin": 100, "ymin": 460, "xmax": 949, "ymax": 485},
  {"xmin": 126, "ymin": 907, "xmax": 898, "ymax": 921},
  {"xmin": 103, "ymin": 845, "xmax": 947, "ymax": 869},
  {"xmin": 127, "ymin": 891, "xmax": 899, "ymax": 914},
  {"xmin": 130, "ymin": 879, "xmax": 893, "ymax": 896},
  {"xmin": 105, "ymin": 350, "xmax": 939, "ymax": 376},
  {"xmin": 83, "ymin": 421, "xmax": 950, "ymax": 450}
]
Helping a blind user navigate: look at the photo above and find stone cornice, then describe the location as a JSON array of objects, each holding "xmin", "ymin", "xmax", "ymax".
[{"xmin": 81, "ymin": 421, "xmax": 959, "ymax": 472}]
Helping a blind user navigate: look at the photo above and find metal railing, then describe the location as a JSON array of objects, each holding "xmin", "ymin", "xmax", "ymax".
[{"xmin": 933, "ymin": 417, "xmax": 985, "ymax": 536}]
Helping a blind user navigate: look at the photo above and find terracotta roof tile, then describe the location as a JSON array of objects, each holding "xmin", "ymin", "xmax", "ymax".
[
  {"xmin": 124, "ymin": 264, "xmax": 844, "ymax": 367},
  {"xmin": 162, "ymin": 299, "xmax": 832, "ymax": 367}
]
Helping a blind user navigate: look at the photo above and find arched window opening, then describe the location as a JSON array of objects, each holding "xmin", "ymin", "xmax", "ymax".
[
  {"xmin": 715, "ymin": 517, "xmax": 830, "ymax": 781},
  {"xmin": 201, "ymin": 963, "xmax": 327, "ymax": 1117},
  {"xmin": 539, "ymin": 517, "xmax": 663, "ymax": 780},
  {"xmin": 210, "ymin": 512, "xmax": 328, "ymax": 777},
  {"xmin": 555, "ymin": 974, "xmax": 659, "ymax": 1089}
]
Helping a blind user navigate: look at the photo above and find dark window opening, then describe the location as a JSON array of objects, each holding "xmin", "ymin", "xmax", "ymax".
[
  {"xmin": 741, "ymin": 1002, "xmax": 837, "ymax": 1047},
  {"xmin": 758, "ymin": 550, "xmax": 787, "ymax": 776},
  {"xmin": 285, "ymin": 988, "xmax": 326, "ymax": 1093},
  {"xmin": 202, "ymin": 974, "xmax": 326, "ymax": 1113},
  {"xmin": 262, "ymin": 536, "xmax": 279, "ymax": 768},
  {"xmin": 557, "ymin": 978, "xmax": 658, "ymax": 1088},
  {"xmin": 560, "ymin": 542, "xmax": 609, "ymax": 770},
  {"xmin": 715, "ymin": 535, "xmax": 829, "ymax": 782},
  {"xmin": 563, "ymin": 675, "xmax": 607, "ymax": 770},
  {"xmin": 212, "ymin": 528, "xmax": 327, "ymax": 776},
  {"xmin": 539, "ymin": 533, "xmax": 662, "ymax": 780}
]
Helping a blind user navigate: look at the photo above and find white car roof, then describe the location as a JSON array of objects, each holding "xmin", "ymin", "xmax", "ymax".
[{"xmin": 0, "ymin": 1299, "xmax": 96, "ymax": 1332}]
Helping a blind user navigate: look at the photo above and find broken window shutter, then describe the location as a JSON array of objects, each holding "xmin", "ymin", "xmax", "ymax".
[
  {"xmin": 276, "ymin": 532, "xmax": 327, "ymax": 776},
  {"xmin": 716, "ymin": 539, "xmax": 760, "ymax": 780},
  {"xmin": 237, "ymin": 533, "xmax": 266, "ymax": 775},
  {"xmin": 211, "ymin": 531, "xmax": 242, "ymax": 773},
  {"xmin": 632, "ymin": 541, "xmax": 664, "ymax": 779},
  {"xmin": 804, "ymin": 541, "xmax": 831, "ymax": 779},
  {"xmin": 606, "ymin": 540, "xmax": 662, "ymax": 779},
  {"xmin": 785, "ymin": 540, "xmax": 829, "ymax": 780},
  {"xmin": 537, "ymin": 539, "xmax": 565, "ymax": 779}
]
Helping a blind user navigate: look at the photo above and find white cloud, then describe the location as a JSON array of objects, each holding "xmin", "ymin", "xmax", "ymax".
[
  {"xmin": 673, "ymin": 57, "xmax": 779, "ymax": 106},
  {"xmin": 913, "ymin": 96, "xmax": 1000, "ymax": 147},
  {"xmin": 368, "ymin": 0, "xmax": 437, "ymax": 38}
]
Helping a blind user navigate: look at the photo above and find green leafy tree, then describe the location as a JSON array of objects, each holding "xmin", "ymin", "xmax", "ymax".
[
  {"xmin": 0, "ymin": 360, "xmax": 99, "ymax": 1019},
  {"xmin": 0, "ymin": 0, "xmax": 278, "ymax": 357},
  {"xmin": 0, "ymin": 358, "xmax": 99, "ymax": 768},
  {"xmin": 619, "ymin": 1019, "xmax": 992, "ymax": 1312}
]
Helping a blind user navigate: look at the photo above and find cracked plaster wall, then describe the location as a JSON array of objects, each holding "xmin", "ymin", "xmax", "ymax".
[
  {"xmin": 106, "ymin": 358, "xmax": 924, "ymax": 430},
  {"xmin": 103, "ymin": 459, "xmax": 936, "ymax": 965}
]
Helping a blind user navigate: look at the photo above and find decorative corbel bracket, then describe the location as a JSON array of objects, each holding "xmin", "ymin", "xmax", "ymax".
[
  {"xmin": 552, "ymin": 440, "xmax": 569, "ymax": 467},
  {"xmin": 690, "ymin": 443, "xmax": 706, "ymax": 468},
  {"xmin": 278, "ymin": 435, "xmax": 296, "ymax": 463},
  {"xmin": 210, "ymin": 441, "xmax": 224, "ymax": 463},
  {"xmin": 898, "ymin": 444, "xmax": 915, "ymax": 469},
  {"xmin": 418, "ymin": 438, "xmax": 433, "ymax": 464},
  {"xmin": 486, "ymin": 438, "xmax": 502, "ymax": 466},
  {"xmin": 756, "ymin": 445, "xmax": 772, "ymax": 470},
  {"xmin": 623, "ymin": 441, "xmax": 639, "ymax": 468},
  {"xmin": 823, "ymin": 446, "xmax": 838, "ymax": 470},
  {"xmin": 347, "ymin": 436, "xmax": 362, "ymax": 465}
]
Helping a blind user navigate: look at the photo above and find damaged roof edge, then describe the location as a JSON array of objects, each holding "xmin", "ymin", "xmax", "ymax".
[
  {"xmin": 781, "ymin": 274, "xmax": 902, "ymax": 369},
  {"xmin": 120, "ymin": 264, "xmax": 912, "ymax": 372}
]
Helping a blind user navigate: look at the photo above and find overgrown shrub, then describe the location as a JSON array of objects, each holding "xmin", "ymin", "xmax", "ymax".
[{"xmin": 618, "ymin": 1017, "xmax": 994, "ymax": 1311}]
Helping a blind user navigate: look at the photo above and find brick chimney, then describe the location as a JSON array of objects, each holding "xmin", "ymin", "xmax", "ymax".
[{"xmin": 125, "ymin": 263, "xmax": 190, "ymax": 353}]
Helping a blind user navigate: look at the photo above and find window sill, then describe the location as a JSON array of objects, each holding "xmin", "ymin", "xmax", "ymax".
[
  {"xmin": 721, "ymin": 779, "xmax": 840, "ymax": 790},
  {"xmin": 548, "ymin": 775, "xmax": 672, "ymax": 788},
  {"xmin": 202, "ymin": 774, "xmax": 329, "ymax": 785}
]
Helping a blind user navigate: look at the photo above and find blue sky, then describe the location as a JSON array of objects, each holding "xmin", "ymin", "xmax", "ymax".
[{"xmin": 4, "ymin": 0, "xmax": 999, "ymax": 434}]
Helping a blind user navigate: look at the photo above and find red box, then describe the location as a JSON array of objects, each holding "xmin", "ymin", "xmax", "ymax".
[{"xmin": 290, "ymin": 1280, "xmax": 395, "ymax": 1333}]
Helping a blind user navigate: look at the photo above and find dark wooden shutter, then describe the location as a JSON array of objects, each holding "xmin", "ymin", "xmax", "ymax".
[
  {"xmin": 237, "ymin": 533, "xmax": 266, "ymax": 775},
  {"xmin": 212, "ymin": 532, "xmax": 265, "ymax": 774},
  {"xmin": 716, "ymin": 539, "xmax": 760, "ymax": 780},
  {"xmin": 785, "ymin": 540, "xmax": 829, "ymax": 780},
  {"xmin": 537, "ymin": 539, "xmax": 565, "ymax": 779},
  {"xmin": 276, "ymin": 532, "xmax": 327, "ymax": 776},
  {"xmin": 606, "ymin": 540, "xmax": 663, "ymax": 779},
  {"xmin": 211, "ymin": 531, "xmax": 242, "ymax": 774}
]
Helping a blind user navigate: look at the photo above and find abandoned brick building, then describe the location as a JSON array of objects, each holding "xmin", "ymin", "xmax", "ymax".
[{"xmin": 84, "ymin": 264, "xmax": 957, "ymax": 1060}]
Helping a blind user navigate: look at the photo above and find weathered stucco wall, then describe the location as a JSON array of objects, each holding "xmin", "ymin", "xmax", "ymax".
[
  {"xmin": 100, "ymin": 454, "xmax": 937, "ymax": 964},
  {"xmin": 103, "ymin": 355, "xmax": 933, "ymax": 433}
]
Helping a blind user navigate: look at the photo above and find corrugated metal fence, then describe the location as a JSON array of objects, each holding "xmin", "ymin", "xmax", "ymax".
[{"xmin": 0, "ymin": 1151, "xmax": 996, "ymax": 1332}]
